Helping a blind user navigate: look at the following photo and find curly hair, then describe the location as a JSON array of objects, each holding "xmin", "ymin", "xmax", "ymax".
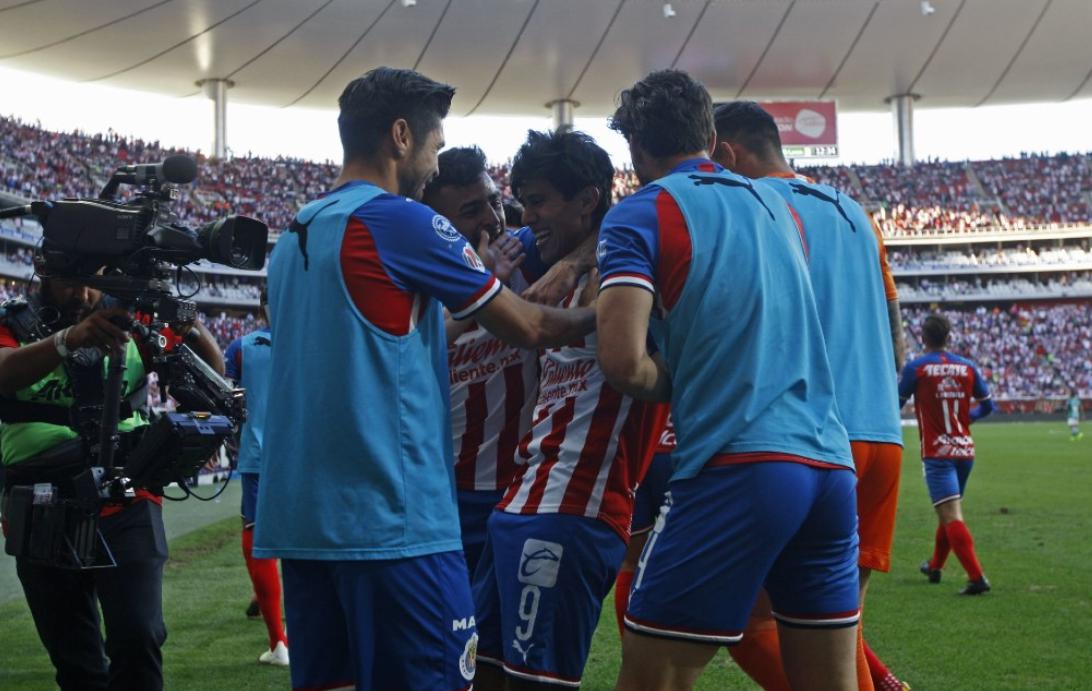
[
  {"xmin": 609, "ymin": 69, "xmax": 714, "ymax": 159},
  {"xmin": 422, "ymin": 146, "xmax": 488, "ymax": 200},
  {"xmin": 509, "ymin": 130, "xmax": 614, "ymax": 222},
  {"xmin": 338, "ymin": 67, "xmax": 455, "ymax": 161}
]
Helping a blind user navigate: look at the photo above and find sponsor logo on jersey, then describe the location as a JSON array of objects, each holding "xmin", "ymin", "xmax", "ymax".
[
  {"xmin": 518, "ymin": 539, "xmax": 563, "ymax": 588},
  {"xmin": 459, "ymin": 633, "xmax": 478, "ymax": 681},
  {"xmin": 433, "ymin": 214, "xmax": 461, "ymax": 242},
  {"xmin": 462, "ymin": 244, "xmax": 487, "ymax": 272},
  {"xmin": 924, "ymin": 363, "xmax": 969, "ymax": 377},
  {"xmin": 452, "ymin": 615, "xmax": 477, "ymax": 632}
]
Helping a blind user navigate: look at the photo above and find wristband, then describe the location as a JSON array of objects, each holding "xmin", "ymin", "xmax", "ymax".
[{"xmin": 53, "ymin": 327, "xmax": 71, "ymax": 359}]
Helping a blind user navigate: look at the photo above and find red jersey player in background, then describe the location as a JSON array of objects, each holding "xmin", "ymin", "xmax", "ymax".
[{"xmin": 899, "ymin": 314, "xmax": 994, "ymax": 595}]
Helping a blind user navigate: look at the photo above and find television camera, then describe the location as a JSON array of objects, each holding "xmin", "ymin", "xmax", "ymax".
[{"xmin": 0, "ymin": 155, "xmax": 268, "ymax": 568}]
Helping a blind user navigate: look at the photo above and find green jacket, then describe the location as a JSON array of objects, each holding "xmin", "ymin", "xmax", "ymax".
[{"xmin": 1, "ymin": 340, "xmax": 148, "ymax": 466}]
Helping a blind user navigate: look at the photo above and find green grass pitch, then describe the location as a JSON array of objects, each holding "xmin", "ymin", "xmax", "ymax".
[{"xmin": 0, "ymin": 421, "xmax": 1087, "ymax": 689}]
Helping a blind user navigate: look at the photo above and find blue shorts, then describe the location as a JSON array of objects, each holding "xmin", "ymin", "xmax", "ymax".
[
  {"xmin": 458, "ymin": 488, "xmax": 505, "ymax": 577},
  {"xmin": 631, "ymin": 453, "xmax": 672, "ymax": 535},
  {"xmin": 282, "ymin": 551, "xmax": 477, "ymax": 691},
  {"xmin": 473, "ymin": 511, "xmax": 625, "ymax": 687},
  {"xmin": 626, "ymin": 462, "xmax": 860, "ymax": 644},
  {"xmin": 923, "ymin": 458, "xmax": 974, "ymax": 506},
  {"xmin": 240, "ymin": 472, "xmax": 259, "ymax": 528}
]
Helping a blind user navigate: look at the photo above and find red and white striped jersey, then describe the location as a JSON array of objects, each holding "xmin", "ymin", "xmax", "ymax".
[
  {"xmin": 449, "ymin": 273, "xmax": 539, "ymax": 492},
  {"xmin": 498, "ymin": 275, "xmax": 669, "ymax": 540}
]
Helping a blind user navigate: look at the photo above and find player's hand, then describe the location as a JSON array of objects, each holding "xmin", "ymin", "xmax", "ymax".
[
  {"xmin": 478, "ymin": 231, "xmax": 526, "ymax": 285},
  {"xmin": 523, "ymin": 257, "xmax": 582, "ymax": 305},
  {"xmin": 65, "ymin": 308, "xmax": 131, "ymax": 351},
  {"xmin": 577, "ymin": 268, "xmax": 599, "ymax": 308}
]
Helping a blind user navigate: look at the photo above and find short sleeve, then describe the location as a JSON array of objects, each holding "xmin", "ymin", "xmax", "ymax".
[
  {"xmin": 597, "ymin": 185, "xmax": 662, "ymax": 294},
  {"xmin": 971, "ymin": 364, "xmax": 991, "ymax": 399},
  {"xmin": 224, "ymin": 338, "xmax": 243, "ymax": 381},
  {"xmin": 353, "ymin": 197, "xmax": 500, "ymax": 320},
  {"xmin": 897, "ymin": 360, "xmax": 918, "ymax": 402}
]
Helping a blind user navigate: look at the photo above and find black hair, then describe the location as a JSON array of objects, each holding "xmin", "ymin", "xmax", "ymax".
[
  {"xmin": 713, "ymin": 101, "xmax": 784, "ymax": 160},
  {"xmin": 922, "ymin": 314, "xmax": 951, "ymax": 349},
  {"xmin": 609, "ymin": 69, "xmax": 714, "ymax": 159},
  {"xmin": 338, "ymin": 67, "xmax": 455, "ymax": 161},
  {"xmin": 422, "ymin": 146, "xmax": 488, "ymax": 201},
  {"xmin": 509, "ymin": 130, "xmax": 614, "ymax": 222},
  {"xmin": 503, "ymin": 200, "xmax": 524, "ymax": 228}
]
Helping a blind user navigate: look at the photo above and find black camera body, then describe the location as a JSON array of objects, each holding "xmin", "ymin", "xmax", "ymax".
[{"xmin": 0, "ymin": 156, "xmax": 268, "ymax": 569}]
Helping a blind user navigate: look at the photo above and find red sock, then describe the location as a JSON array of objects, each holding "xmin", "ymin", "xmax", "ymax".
[
  {"xmin": 242, "ymin": 528, "xmax": 287, "ymax": 649},
  {"xmin": 614, "ymin": 569, "xmax": 634, "ymax": 639},
  {"xmin": 930, "ymin": 522, "xmax": 951, "ymax": 570},
  {"xmin": 727, "ymin": 626, "xmax": 792, "ymax": 691},
  {"xmin": 945, "ymin": 520, "xmax": 984, "ymax": 581},
  {"xmin": 864, "ymin": 640, "xmax": 902, "ymax": 691}
]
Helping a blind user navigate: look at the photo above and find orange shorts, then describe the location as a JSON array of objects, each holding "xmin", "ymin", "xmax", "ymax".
[{"xmin": 852, "ymin": 441, "xmax": 903, "ymax": 572}]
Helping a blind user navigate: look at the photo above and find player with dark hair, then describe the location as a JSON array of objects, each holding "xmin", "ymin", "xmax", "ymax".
[
  {"xmin": 714, "ymin": 99, "xmax": 907, "ymax": 691},
  {"xmin": 598, "ymin": 69, "xmax": 859, "ymax": 691},
  {"xmin": 472, "ymin": 129, "xmax": 668, "ymax": 690},
  {"xmin": 423, "ymin": 146, "xmax": 541, "ymax": 575},
  {"xmin": 255, "ymin": 67, "xmax": 598, "ymax": 690},
  {"xmin": 900, "ymin": 314, "xmax": 993, "ymax": 596},
  {"xmin": 224, "ymin": 288, "xmax": 288, "ymax": 667}
]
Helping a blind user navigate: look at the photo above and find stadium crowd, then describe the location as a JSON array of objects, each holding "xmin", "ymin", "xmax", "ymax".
[
  {"xmin": 904, "ymin": 304, "xmax": 1091, "ymax": 400},
  {"xmin": 5, "ymin": 114, "xmax": 1092, "ymax": 237}
]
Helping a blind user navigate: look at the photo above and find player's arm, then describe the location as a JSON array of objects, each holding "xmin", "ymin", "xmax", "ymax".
[
  {"xmin": 595, "ymin": 186, "xmax": 671, "ymax": 402},
  {"xmin": 897, "ymin": 360, "xmax": 918, "ymax": 408},
  {"xmin": 969, "ymin": 365, "xmax": 994, "ymax": 423},
  {"xmin": 872, "ymin": 218, "xmax": 906, "ymax": 371},
  {"xmin": 375, "ymin": 202, "xmax": 595, "ymax": 350},
  {"xmin": 521, "ymin": 231, "xmax": 597, "ymax": 305},
  {"xmin": 473, "ymin": 284, "xmax": 595, "ymax": 350},
  {"xmin": 596, "ymin": 286, "xmax": 671, "ymax": 402}
]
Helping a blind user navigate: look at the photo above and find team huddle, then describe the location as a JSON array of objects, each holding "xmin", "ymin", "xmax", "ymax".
[{"xmin": 230, "ymin": 67, "xmax": 996, "ymax": 691}]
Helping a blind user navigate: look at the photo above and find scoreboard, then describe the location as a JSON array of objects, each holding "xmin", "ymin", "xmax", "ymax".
[{"xmin": 757, "ymin": 101, "xmax": 839, "ymax": 159}]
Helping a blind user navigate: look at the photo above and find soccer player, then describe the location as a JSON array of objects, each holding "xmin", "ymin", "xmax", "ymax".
[
  {"xmin": 1066, "ymin": 387, "xmax": 1083, "ymax": 441},
  {"xmin": 472, "ymin": 129, "xmax": 669, "ymax": 690},
  {"xmin": 254, "ymin": 67, "xmax": 598, "ymax": 691},
  {"xmin": 597, "ymin": 70, "xmax": 859, "ymax": 691},
  {"xmin": 224, "ymin": 289, "xmax": 289, "ymax": 667},
  {"xmin": 899, "ymin": 314, "xmax": 994, "ymax": 595},
  {"xmin": 713, "ymin": 100, "xmax": 908, "ymax": 691},
  {"xmin": 422, "ymin": 146, "xmax": 542, "ymax": 574}
]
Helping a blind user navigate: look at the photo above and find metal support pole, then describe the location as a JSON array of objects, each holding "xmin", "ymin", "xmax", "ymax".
[
  {"xmin": 197, "ymin": 78, "xmax": 235, "ymax": 160},
  {"xmin": 546, "ymin": 99, "xmax": 578, "ymax": 133},
  {"xmin": 885, "ymin": 93, "xmax": 919, "ymax": 166}
]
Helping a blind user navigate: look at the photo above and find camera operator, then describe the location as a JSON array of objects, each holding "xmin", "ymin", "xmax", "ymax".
[{"xmin": 0, "ymin": 273, "xmax": 224, "ymax": 691}]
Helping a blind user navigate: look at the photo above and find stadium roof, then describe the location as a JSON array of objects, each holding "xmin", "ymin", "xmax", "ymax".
[{"xmin": 1, "ymin": 0, "xmax": 1090, "ymax": 117}]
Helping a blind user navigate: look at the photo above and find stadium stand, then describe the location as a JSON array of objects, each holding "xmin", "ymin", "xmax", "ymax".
[{"xmin": 2, "ymin": 115, "xmax": 1089, "ymax": 404}]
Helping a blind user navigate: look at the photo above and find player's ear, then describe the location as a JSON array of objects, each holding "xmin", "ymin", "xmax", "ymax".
[
  {"xmin": 390, "ymin": 118, "xmax": 413, "ymax": 160},
  {"xmin": 713, "ymin": 140, "xmax": 735, "ymax": 169},
  {"xmin": 577, "ymin": 185, "xmax": 601, "ymax": 217}
]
